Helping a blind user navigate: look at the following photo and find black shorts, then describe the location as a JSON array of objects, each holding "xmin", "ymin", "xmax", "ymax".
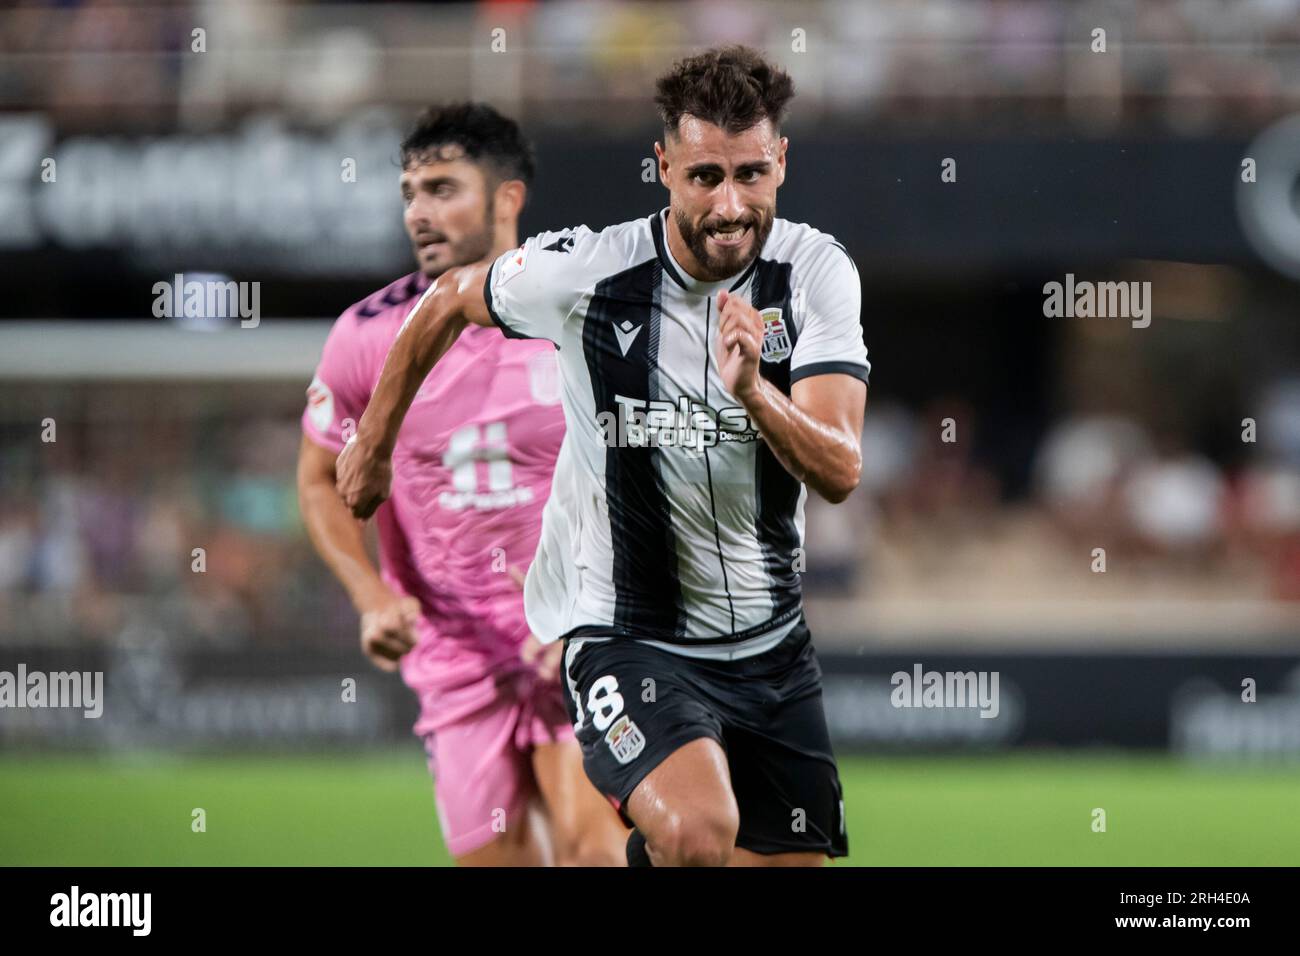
[{"xmin": 561, "ymin": 618, "xmax": 848, "ymax": 858}]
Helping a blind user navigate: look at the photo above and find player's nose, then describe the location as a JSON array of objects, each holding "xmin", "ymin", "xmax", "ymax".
[
  {"xmin": 714, "ymin": 180, "xmax": 746, "ymax": 223},
  {"xmin": 405, "ymin": 195, "xmax": 436, "ymax": 229}
]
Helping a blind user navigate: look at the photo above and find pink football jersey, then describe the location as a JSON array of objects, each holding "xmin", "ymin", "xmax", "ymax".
[{"xmin": 303, "ymin": 272, "xmax": 566, "ymax": 733}]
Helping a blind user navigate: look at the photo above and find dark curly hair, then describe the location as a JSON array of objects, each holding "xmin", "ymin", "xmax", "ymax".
[
  {"xmin": 399, "ymin": 102, "xmax": 535, "ymax": 185},
  {"xmin": 654, "ymin": 45, "xmax": 795, "ymax": 137}
]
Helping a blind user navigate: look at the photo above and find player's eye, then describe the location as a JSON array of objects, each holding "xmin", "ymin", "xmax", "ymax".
[
  {"xmin": 434, "ymin": 184, "xmax": 457, "ymax": 199},
  {"xmin": 693, "ymin": 172, "xmax": 721, "ymax": 187}
]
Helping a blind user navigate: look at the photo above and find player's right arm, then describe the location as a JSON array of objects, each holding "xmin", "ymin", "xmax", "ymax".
[
  {"xmin": 338, "ymin": 226, "xmax": 595, "ymax": 519},
  {"xmin": 297, "ymin": 435, "xmax": 420, "ymax": 671},
  {"xmin": 336, "ymin": 262, "xmax": 493, "ymax": 519}
]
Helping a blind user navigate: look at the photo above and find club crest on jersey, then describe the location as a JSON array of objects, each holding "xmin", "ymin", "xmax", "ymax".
[
  {"xmin": 759, "ymin": 308, "xmax": 792, "ymax": 363},
  {"xmin": 604, "ymin": 714, "xmax": 645, "ymax": 765}
]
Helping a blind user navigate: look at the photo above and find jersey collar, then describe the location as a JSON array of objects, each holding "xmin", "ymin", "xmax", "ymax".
[{"xmin": 651, "ymin": 208, "xmax": 758, "ymax": 297}]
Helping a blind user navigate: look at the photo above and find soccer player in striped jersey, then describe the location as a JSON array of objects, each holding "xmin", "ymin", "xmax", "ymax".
[{"xmin": 337, "ymin": 48, "xmax": 869, "ymax": 866}]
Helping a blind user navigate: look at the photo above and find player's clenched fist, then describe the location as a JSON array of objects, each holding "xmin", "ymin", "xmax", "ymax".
[
  {"xmin": 715, "ymin": 288, "xmax": 764, "ymax": 400},
  {"xmin": 360, "ymin": 591, "xmax": 422, "ymax": 672},
  {"xmin": 336, "ymin": 435, "xmax": 392, "ymax": 519}
]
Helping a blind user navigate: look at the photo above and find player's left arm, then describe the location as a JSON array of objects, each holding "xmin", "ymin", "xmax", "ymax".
[
  {"xmin": 734, "ymin": 364, "xmax": 864, "ymax": 504},
  {"xmin": 716, "ymin": 246, "xmax": 869, "ymax": 503}
]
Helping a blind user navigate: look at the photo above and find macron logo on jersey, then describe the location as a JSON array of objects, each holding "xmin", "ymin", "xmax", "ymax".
[{"xmin": 613, "ymin": 319, "xmax": 643, "ymax": 357}]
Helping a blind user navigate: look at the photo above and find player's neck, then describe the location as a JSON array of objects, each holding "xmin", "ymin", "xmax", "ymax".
[
  {"xmin": 491, "ymin": 235, "xmax": 518, "ymax": 261},
  {"xmin": 491, "ymin": 223, "xmax": 520, "ymax": 262}
]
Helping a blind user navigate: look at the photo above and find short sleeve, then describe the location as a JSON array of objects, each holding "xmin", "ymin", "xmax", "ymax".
[
  {"xmin": 789, "ymin": 243, "xmax": 870, "ymax": 387},
  {"xmin": 302, "ymin": 316, "xmax": 372, "ymax": 454},
  {"xmin": 484, "ymin": 227, "xmax": 594, "ymax": 345}
]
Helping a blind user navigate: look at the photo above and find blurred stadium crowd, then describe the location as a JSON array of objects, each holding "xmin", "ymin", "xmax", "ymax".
[
  {"xmin": 0, "ymin": 385, "xmax": 320, "ymax": 649},
  {"xmin": 1, "ymin": 369, "xmax": 1297, "ymax": 652},
  {"xmin": 1, "ymin": 0, "xmax": 1299, "ymax": 133}
]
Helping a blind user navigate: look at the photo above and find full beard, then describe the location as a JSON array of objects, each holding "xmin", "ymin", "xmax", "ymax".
[{"xmin": 673, "ymin": 204, "xmax": 774, "ymax": 281}]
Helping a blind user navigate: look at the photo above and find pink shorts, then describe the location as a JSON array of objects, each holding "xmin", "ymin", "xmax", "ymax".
[{"xmin": 419, "ymin": 670, "xmax": 575, "ymax": 858}]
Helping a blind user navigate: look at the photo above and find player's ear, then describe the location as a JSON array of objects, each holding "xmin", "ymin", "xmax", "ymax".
[
  {"xmin": 654, "ymin": 140, "xmax": 670, "ymax": 191},
  {"xmin": 776, "ymin": 136, "xmax": 788, "ymax": 186},
  {"xmin": 495, "ymin": 179, "xmax": 526, "ymax": 222}
]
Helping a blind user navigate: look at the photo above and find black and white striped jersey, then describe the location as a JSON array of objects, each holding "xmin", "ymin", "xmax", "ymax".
[{"xmin": 486, "ymin": 208, "xmax": 869, "ymax": 661}]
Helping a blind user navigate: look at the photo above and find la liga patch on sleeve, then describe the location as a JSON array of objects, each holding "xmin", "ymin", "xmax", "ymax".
[
  {"xmin": 498, "ymin": 244, "xmax": 529, "ymax": 285},
  {"xmin": 306, "ymin": 374, "xmax": 335, "ymax": 433}
]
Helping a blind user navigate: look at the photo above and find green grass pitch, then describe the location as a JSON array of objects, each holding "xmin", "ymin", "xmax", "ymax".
[{"xmin": 1, "ymin": 751, "xmax": 1296, "ymax": 865}]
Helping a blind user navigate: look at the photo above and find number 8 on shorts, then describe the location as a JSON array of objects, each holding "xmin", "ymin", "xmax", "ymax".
[{"xmin": 586, "ymin": 675, "xmax": 624, "ymax": 732}]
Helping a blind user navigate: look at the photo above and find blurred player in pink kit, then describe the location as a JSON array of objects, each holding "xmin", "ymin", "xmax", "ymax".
[{"xmin": 297, "ymin": 103, "xmax": 626, "ymax": 865}]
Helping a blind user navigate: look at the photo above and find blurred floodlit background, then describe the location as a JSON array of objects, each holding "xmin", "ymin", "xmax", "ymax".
[{"xmin": 1, "ymin": 0, "xmax": 1299, "ymax": 865}]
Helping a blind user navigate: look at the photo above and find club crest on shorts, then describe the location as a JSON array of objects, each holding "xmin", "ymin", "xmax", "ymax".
[
  {"xmin": 759, "ymin": 308, "xmax": 792, "ymax": 363},
  {"xmin": 604, "ymin": 714, "xmax": 645, "ymax": 765}
]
